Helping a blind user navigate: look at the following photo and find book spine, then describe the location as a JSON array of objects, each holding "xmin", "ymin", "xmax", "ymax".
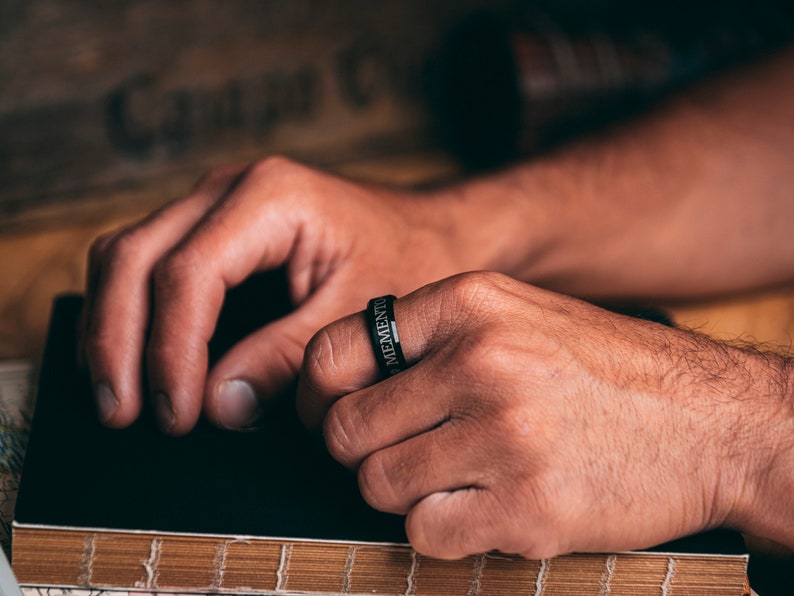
[{"xmin": 12, "ymin": 528, "xmax": 749, "ymax": 595}]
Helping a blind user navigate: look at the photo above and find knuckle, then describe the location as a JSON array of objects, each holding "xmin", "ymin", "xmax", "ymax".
[
  {"xmin": 446, "ymin": 270, "xmax": 508, "ymax": 311},
  {"xmin": 403, "ymin": 483, "xmax": 566, "ymax": 560},
  {"xmin": 248, "ymin": 156, "xmax": 329, "ymax": 210},
  {"xmin": 151, "ymin": 248, "xmax": 205, "ymax": 292},
  {"xmin": 507, "ymin": 491, "xmax": 564, "ymax": 558},
  {"xmin": 97, "ymin": 228, "xmax": 149, "ymax": 272},
  {"xmin": 432, "ymin": 271, "xmax": 515, "ymax": 338},
  {"xmin": 519, "ymin": 538, "xmax": 562, "ymax": 561},
  {"xmin": 88, "ymin": 229, "xmax": 120, "ymax": 262},
  {"xmin": 249, "ymin": 154, "xmax": 301, "ymax": 180},
  {"xmin": 323, "ymin": 400, "xmax": 366, "ymax": 467},
  {"xmin": 106, "ymin": 230, "xmax": 138, "ymax": 261},
  {"xmin": 512, "ymin": 483, "xmax": 565, "ymax": 556},
  {"xmin": 302, "ymin": 328, "xmax": 339, "ymax": 393},
  {"xmin": 357, "ymin": 453, "xmax": 402, "ymax": 512},
  {"xmin": 405, "ymin": 499, "xmax": 475, "ymax": 559}
]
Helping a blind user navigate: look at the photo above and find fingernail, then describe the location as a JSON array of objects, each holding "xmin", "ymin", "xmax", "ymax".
[
  {"xmin": 95, "ymin": 382, "xmax": 118, "ymax": 424},
  {"xmin": 218, "ymin": 380, "xmax": 260, "ymax": 429},
  {"xmin": 153, "ymin": 392, "xmax": 175, "ymax": 432}
]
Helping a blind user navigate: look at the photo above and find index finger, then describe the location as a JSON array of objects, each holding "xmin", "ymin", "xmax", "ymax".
[{"xmin": 144, "ymin": 163, "xmax": 315, "ymax": 434}]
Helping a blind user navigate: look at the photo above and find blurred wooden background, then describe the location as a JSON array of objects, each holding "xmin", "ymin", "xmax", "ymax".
[{"xmin": 1, "ymin": 0, "xmax": 793, "ymax": 364}]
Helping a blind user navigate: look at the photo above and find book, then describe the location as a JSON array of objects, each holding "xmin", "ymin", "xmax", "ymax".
[{"xmin": 12, "ymin": 279, "xmax": 751, "ymax": 594}]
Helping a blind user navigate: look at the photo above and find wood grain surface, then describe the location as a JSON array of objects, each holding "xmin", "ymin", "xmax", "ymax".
[{"xmin": 0, "ymin": 0, "xmax": 513, "ymax": 229}]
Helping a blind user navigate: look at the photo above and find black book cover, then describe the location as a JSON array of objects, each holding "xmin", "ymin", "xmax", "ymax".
[
  {"xmin": 14, "ymin": 271, "xmax": 746, "ymax": 557},
  {"xmin": 14, "ymin": 271, "xmax": 407, "ymax": 543}
]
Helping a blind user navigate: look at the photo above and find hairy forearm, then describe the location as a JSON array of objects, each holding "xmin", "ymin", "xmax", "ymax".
[{"xmin": 429, "ymin": 46, "xmax": 794, "ymax": 300}]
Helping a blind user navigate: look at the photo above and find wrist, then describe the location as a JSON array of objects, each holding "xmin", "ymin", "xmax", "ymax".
[
  {"xmin": 723, "ymin": 353, "xmax": 794, "ymax": 549},
  {"xmin": 415, "ymin": 161, "xmax": 566, "ymax": 279},
  {"xmin": 416, "ymin": 148, "xmax": 656, "ymax": 296}
]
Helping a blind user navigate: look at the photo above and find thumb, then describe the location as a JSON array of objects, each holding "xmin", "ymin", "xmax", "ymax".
[{"xmin": 204, "ymin": 289, "xmax": 352, "ymax": 429}]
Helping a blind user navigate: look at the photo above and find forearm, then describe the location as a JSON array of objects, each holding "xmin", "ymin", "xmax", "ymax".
[{"xmin": 426, "ymin": 46, "xmax": 794, "ymax": 300}]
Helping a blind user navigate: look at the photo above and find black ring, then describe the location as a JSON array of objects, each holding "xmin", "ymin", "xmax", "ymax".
[{"xmin": 366, "ymin": 295, "xmax": 408, "ymax": 378}]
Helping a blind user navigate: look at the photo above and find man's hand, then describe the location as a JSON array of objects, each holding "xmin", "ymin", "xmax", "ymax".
[
  {"xmin": 81, "ymin": 48, "xmax": 794, "ymax": 439},
  {"xmin": 297, "ymin": 271, "xmax": 794, "ymax": 559},
  {"xmin": 81, "ymin": 157, "xmax": 465, "ymax": 435}
]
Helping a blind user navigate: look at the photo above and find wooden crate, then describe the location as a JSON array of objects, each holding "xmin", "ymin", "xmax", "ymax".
[{"xmin": 0, "ymin": 0, "xmax": 509, "ymax": 229}]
